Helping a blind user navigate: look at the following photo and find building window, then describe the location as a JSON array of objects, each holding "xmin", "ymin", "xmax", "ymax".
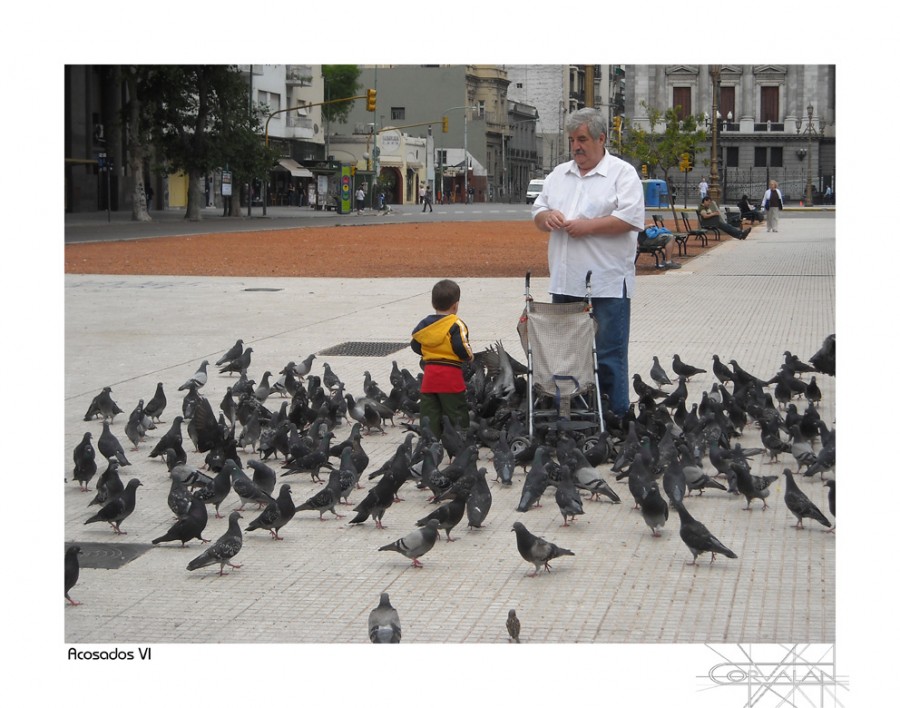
[
  {"xmin": 391, "ymin": 107, "xmax": 405, "ymax": 121},
  {"xmin": 726, "ymin": 146, "xmax": 739, "ymax": 168},
  {"xmin": 672, "ymin": 87, "xmax": 691, "ymax": 121},
  {"xmin": 754, "ymin": 146, "xmax": 782, "ymax": 168},
  {"xmin": 719, "ymin": 86, "xmax": 736, "ymax": 120},
  {"xmin": 258, "ymin": 91, "xmax": 281, "ymax": 117},
  {"xmin": 770, "ymin": 146, "xmax": 783, "ymax": 168},
  {"xmin": 754, "ymin": 147, "xmax": 768, "ymax": 167},
  {"xmin": 760, "ymin": 86, "xmax": 779, "ymax": 123}
]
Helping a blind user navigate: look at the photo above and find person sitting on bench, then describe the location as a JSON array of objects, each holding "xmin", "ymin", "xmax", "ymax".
[
  {"xmin": 699, "ymin": 195, "xmax": 751, "ymax": 240},
  {"xmin": 738, "ymin": 194, "xmax": 764, "ymax": 224}
]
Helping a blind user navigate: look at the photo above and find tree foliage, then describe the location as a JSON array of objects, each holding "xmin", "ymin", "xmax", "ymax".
[{"xmin": 322, "ymin": 65, "xmax": 362, "ymax": 124}]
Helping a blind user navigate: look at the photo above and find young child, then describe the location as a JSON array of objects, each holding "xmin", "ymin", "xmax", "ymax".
[{"xmin": 410, "ymin": 279, "xmax": 474, "ymax": 437}]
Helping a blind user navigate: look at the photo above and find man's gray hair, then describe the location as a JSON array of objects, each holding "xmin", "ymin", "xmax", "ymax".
[{"xmin": 565, "ymin": 107, "xmax": 607, "ymax": 139}]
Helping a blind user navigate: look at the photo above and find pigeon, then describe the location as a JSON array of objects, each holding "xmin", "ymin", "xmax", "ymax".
[
  {"xmin": 144, "ymin": 382, "xmax": 167, "ymax": 423},
  {"xmin": 167, "ymin": 476, "xmax": 194, "ymax": 518},
  {"xmin": 506, "ymin": 609, "xmax": 521, "ymax": 643},
  {"xmin": 638, "ymin": 482, "xmax": 669, "ymax": 537},
  {"xmin": 782, "ymin": 469, "xmax": 832, "ymax": 529},
  {"xmin": 215, "ymin": 339, "xmax": 244, "ymax": 367},
  {"xmin": 650, "ymin": 356, "xmax": 673, "ymax": 387},
  {"xmin": 124, "ymin": 399, "xmax": 153, "ymax": 450},
  {"xmin": 516, "ymin": 446, "xmax": 550, "ymax": 512},
  {"xmin": 368, "ymin": 592, "xmax": 402, "ymax": 643},
  {"xmin": 83, "ymin": 386, "xmax": 123, "ymax": 422},
  {"xmin": 219, "ymin": 347, "xmax": 253, "ymax": 375},
  {"xmin": 65, "ymin": 545, "xmax": 82, "ymax": 606},
  {"xmin": 711, "ymin": 354, "xmax": 734, "ymax": 386},
  {"xmin": 512, "ymin": 521, "xmax": 575, "ymax": 577},
  {"xmin": 152, "ymin": 496, "xmax": 210, "ymax": 546},
  {"xmin": 179, "ymin": 360, "xmax": 209, "ymax": 391},
  {"xmin": 193, "ymin": 465, "xmax": 233, "ymax": 518},
  {"xmin": 247, "ymin": 459, "xmax": 277, "ymax": 498},
  {"xmin": 673, "ymin": 501, "xmax": 738, "ymax": 564},
  {"xmin": 672, "ymin": 354, "xmax": 707, "ymax": 381},
  {"xmin": 83, "ymin": 478, "xmax": 142, "ymax": 534},
  {"xmin": 465, "ymin": 467, "xmax": 492, "ymax": 529},
  {"xmin": 148, "ymin": 416, "xmax": 185, "ymax": 460},
  {"xmin": 254, "ymin": 371, "xmax": 274, "ymax": 404},
  {"xmin": 632, "ymin": 373, "xmax": 667, "ymax": 401},
  {"xmin": 490, "ymin": 431, "xmax": 515, "ymax": 486},
  {"xmin": 246, "ymin": 484, "xmax": 297, "ymax": 540},
  {"xmin": 416, "ymin": 496, "xmax": 466, "ymax": 542},
  {"xmin": 809, "ymin": 334, "xmax": 835, "ymax": 377},
  {"xmin": 804, "ymin": 376, "xmax": 822, "ymax": 407},
  {"xmin": 186, "ymin": 511, "xmax": 244, "ymax": 575},
  {"xmin": 788, "ymin": 425, "xmax": 818, "ymax": 474},
  {"xmin": 295, "ymin": 469, "xmax": 345, "ymax": 521},
  {"xmin": 824, "ymin": 479, "xmax": 836, "ymax": 532},
  {"xmin": 732, "ymin": 464, "xmax": 778, "ymax": 510},
  {"xmin": 229, "ymin": 460, "xmax": 275, "ymax": 511},
  {"xmin": 72, "ymin": 432, "xmax": 97, "ymax": 491},
  {"xmin": 294, "ymin": 353, "xmax": 317, "ymax": 379},
  {"xmin": 554, "ymin": 465, "xmax": 584, "ymax": 526},
  {"xmin": 88, "ymin": 459, "xmax": 124, "ymax": 507},
  {"xmin": 97, "ymin": 421, "xmax": 130, "ymax": 466},
  {"xmin": 378, "ymin": 518, "xmax": 440, "ymax": 567},
  {"xmin": 662, "ymin": 461, "xmax": 687, "ymax": 507},
  {"xmin": 322, "ymin": 362, "xmax": 343, "ymax": 392}
]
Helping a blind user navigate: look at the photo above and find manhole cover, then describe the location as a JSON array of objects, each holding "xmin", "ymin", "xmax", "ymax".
[
  {"xmin": 67, "ymin": 542, "xmax": 153, "ymax": 570},
  {"xmin": 318, "ymin": 341, "xmax": 408, "ymax": 357}
]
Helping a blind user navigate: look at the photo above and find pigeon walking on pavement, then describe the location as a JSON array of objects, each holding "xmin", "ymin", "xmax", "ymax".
[
  {"xmin": 245, "ymin": 484, "xmax": 297, "ymax": 540},
  {"xmin": 88, "ymin": 459, "xmax": 123, "ymax": 508},
  {"xmin": 186, "ymin": 511, "xmax": 244, "ymax": 575},
  {"xmin": 152, "ymin": 496, "xmax": 210, "ymax": 547},
  {"xmin": 215, "ymin": 339, "xmax": 244, "ymax": 367},
  {"xmin": 554, "ymin": 464, "xmax": 584, "ymax": 527},
  {"xmin": 72, "ymin": 432, "xmax": 97, "ymax": 491},
  {"xmin": 672, "ymin": 354, "xmax": 707, "ymax": 381},
  {"xmin": 650, "ymin": 356, "xmax": 673, "ymax": 387},
  {"xmin": 65, "ymin": 545, "xmax": 82, "ymax": 606},
  {"xmin": 824, "ymin": 479, "xmax": 836, "ymax": 532},
  {"xmin": 83, "ymin": 478, "xmax": 142, "ymax": 534},
  {"xmin": 465, "ymin": 467, "xmax": 493, "ymax": 529},
  {"xmin": 782, "ymin": 469, "xmax": 832, "ymax": 529},
  {"xmin": 673, "ymin": 501, "xmax": 738, "ymax": 564},
  {"xmin": 416, "ymin": 497, "xmax": 466, "ymax": 542},
  {"xmin": 144, "ymin": 382, "xmax": 167, "ymax": 423},
  {"xmin": 178, "ymin": 360, "xmax": 209, "ymax": 391},
  {"xmin": 83, "ymin": 386, "xmax": 124, "ymax": 422},
  {"xmin": 368, "ymin": 592, "xmax": 402, "ymax": 643},
  {"xmin": 512, "ymin": 521, "xmax": 575, "ymax": 577},
  {"xmin": 638, "ymin": 483, "xmax": 669, "ymax": 537},
  {"xmin": 295, "ymin": 469, "xmax": 345, "ymax": 521},
  {"xmin": 97, "ymin": 421, "xmax": 131, "ymax": 467},
  {"xmin": 378, "ymin": 518, "xmax": 440, "ymax": 567},
  {"xmin": 732, "ymin": 464, "xmax": 778, "ymax": 510}
]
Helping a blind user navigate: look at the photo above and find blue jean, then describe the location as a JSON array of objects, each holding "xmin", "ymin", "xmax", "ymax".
[{"xmin": 552, "ymin": 288, "xmax": 631, "ymax": 417}]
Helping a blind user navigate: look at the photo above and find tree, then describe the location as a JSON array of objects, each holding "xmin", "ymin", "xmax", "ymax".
[
  {"xmin": 617, "ymin": 101, "xmax": 709, "ymax": 221},
  {"xmin": 321, "ymin": 65, "xmax": 361, "ymax": 124},
  {"xmin": 145, "ymin": 66, "xmax": 274, "ymax": 220},
  {"xmin": 120, "ymin": 66, "xmax": 152, "ymax": 222}
]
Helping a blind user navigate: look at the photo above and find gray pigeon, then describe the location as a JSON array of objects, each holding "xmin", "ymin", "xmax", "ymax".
[
  {"xmin": 124, "ymin": 399, "xmax": 153, "ymax": 450},
  {"xmin": 178, "ymin": 360, "xmax": 209, "ymax": 391},
  {"xmin": 554, "ymin": 464, "xmax": 584, "ymax": 527},
  {"xmin": 84, "ymin": 478, "xmax": 142, "ymax": 534},
  {"xmin": 72, "ymin": 432, "xmax": 97, "ymax": 491},
  {"xmin": 638, "ymin": 483, "xmax": 669, "ymax": 537},
  {"xmin": 650, "ymin": 355, "xmax": 673, "ymax": 387},
  {"xmin": 65, "ymin": 545, "xmax": 82, "ymax": 606},
  {"xmin": 516, "ymin": 446, "xmax": 550, "ymax": 512},
  {"xmin": 186, "ymin": 511, "xmax": 243, "ymax": 575},
  {"xmin": 246, "ymin": 484, "xmax": 297, "ymax": 540},
  {"xmin": 88, "ymin": 459, "xmax": 123, "ymax": 507},
  {"xmin": 144, "ymin": 382, "xmax": 167, "ymax": 423},
  {"xmin": 193, "ymin": 465, "xmax": 232, "ymax": 518},
  {"xmin": 295, "ymin": 353, "xmax": 317, "ymax": 379},
  {"xmin": 506, "ymin": 609, "xmax": 521, "ymax": 643},
  {"xmin": 215, "ymin": 339, "xmax": 244, "ymax": 367},
  {"xmin": 672, "ymin": 354, "xmax": 707, "ymax": 381},
  {"xmin": 229, "ymin": 460, "xmax": 275, "ymax": 511},
  {"xmin": 83, "ymin": 386, "xmax": 123, "ymax": 422},
  {"xmin": 824, "ymin": 479, "xmax": 836, "ymax": 532},
  {"xmin": 219, "ymin": 347, "xmax": 253, "ymax": 376},
  {"xmin": 566, "ymin": 448, "xmax": 620, "ymax": 503},
  {"xmin": 466, "ymin": 467, "xmax": 493, "ymax": 528},
  {"xmin": 295, "ymin": 469, "xmax": 345, "ymax": 521},
  {"xmin": 247, "ymin": 459, "xmax": 277, "ymax": 497},
  {"xmin": 416, "ymin": 496, "xmax": 466, "ymax": 542},
  {"xmin": 732, "ymin": 464, "xmax": 778, "ymax": 510},
  {"xmin": 512, "ymin": 521, "xmax": 574, "ymax": 577},
  {"xmin": 368, "ymin": 592, "xmax": 401, "ymax": 643},
  {"xmin": 167, "ymin": 476, "xmax": 194, "ymax": 518},
  {"xmin": 369, "ymin": 592, "xmax": 400, "ymax": 644},
  {"xmin": 378, "ymin": 518, "xmax": 440, "ymax": 567},
  {"xmin": 673, "ymin": 501, "xmax": 738, "ymax": 564},
  {"xmin": 152, "ymin": 496, "xmax": 210, "ymax": 546},
  {"xmin": 782, "ymin": 469, "xmax": 831, "ymax": 529},
  {"xmin": 97, "ymin": 421, "xmax": 130, "ymax": 466}
]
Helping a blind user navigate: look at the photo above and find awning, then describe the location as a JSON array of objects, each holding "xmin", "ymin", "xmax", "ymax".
[{"xmin": 276, "ymin": 158, "xmax": 314, "ymax": 178}]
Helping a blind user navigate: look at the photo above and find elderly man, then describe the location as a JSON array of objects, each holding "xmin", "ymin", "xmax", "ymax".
[{"xmin": 531, "ymin": 107, "xmax": 646, "ymax": 418}]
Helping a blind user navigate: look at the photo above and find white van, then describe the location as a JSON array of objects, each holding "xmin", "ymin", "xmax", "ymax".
[{"xmin": 525, "ymin": 179, "xmax": 545, "ymax": 204}]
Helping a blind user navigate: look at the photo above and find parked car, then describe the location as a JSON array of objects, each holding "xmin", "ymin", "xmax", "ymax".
[{"xmin": 525, "ymin": 179, "xmax": 545, "ymax": 205}]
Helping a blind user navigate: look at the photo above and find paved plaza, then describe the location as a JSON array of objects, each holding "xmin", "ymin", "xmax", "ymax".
[{"xmin": 54, "ymin": 213, "xmax": 845, "ymax": 705}]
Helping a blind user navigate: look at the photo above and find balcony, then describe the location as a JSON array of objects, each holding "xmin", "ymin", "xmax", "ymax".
[
  {"xmin": 286, "ymin": 65, "xmax": 313, "ymax": 87},
  {"xmin": 754, "ymin": 122, "xmax": 785, "ymax": 132}
]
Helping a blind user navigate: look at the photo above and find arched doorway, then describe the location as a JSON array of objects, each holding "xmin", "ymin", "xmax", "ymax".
[{"xmin": 377, "ymin": 166, "xmax": 403, "ymax": 205}]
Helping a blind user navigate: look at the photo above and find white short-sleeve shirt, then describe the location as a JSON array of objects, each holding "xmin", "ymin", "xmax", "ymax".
[{"xmin": 532, "ymin": 151, "xmax": 645, "ymax": 298}]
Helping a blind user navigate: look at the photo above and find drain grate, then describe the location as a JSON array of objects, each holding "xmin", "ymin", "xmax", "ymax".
[
  {"xmin": 68, "ymin": 542, "xmax": 153, "ymax": 570},
  {"xmin": 318, "ymin": 341, "xmax": 408, "ymax": 357},
  {"xmin": 243, "ymin": 288, "xmax": 283, "ymax": 292}
]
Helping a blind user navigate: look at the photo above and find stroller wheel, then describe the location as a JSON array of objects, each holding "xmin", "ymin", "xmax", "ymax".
[
  {"xmin": 581, "ymin": 435, "xmax": 601, "ymax": 453},
  {"xmin": 509, "ymin": 436, "xmax": 531, "ymax": 457}
]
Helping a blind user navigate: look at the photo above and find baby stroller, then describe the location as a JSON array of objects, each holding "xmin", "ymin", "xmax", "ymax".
[{"xmin": 516, "ymin": 271, "xmax": 605, "ymax": 442}]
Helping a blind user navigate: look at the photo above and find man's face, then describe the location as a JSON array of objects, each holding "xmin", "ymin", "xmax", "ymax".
[{"xmin": 569, "ymin": 124, "xmax": 606, "ymax": 171}]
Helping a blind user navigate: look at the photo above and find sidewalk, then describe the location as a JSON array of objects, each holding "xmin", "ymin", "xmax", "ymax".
[{"xmin": 59, "ymin": 215, "xmax": 836, "ymax": 706}]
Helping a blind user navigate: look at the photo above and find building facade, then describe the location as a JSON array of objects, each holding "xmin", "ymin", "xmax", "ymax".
[{"xmin": 624, "ymin": 64, "xmax": 836, "ymax": 203}]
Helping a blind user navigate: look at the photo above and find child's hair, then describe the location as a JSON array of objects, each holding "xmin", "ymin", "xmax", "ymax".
[{"xmin": 432, "ymin": 279, "xmax": 461, "ymax": 311}]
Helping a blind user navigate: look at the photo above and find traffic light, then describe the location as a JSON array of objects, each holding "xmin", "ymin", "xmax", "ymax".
[
  {"xmin": 442, "ymin": 116, "xmax": 449, "ymax": 133},
  {"xmin": 366, "ymin": 89, "xmax": 376, "ymax": 112},
  {"xmin": 612, "ymin": 115, "xmax": 621, "ymax": 133},
  {"xmin": 680, "ymin": 152, "xmax": 691, "ymax": 172},
  {"xmin": 641, "ymin": 163, "xmax": 648, "ymax": 177}
]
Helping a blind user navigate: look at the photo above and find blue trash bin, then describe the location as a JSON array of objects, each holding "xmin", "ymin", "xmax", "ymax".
[{"xmin": 641, "ymin": 179, "xmax": 669, "ymax": 208}]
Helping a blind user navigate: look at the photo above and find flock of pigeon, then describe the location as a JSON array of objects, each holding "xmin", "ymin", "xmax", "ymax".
[{"xmin": 66, "ymin": 332, "xmax": 835, "ymax": 642}]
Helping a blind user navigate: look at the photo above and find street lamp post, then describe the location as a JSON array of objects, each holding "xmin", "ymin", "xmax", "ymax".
[
  {"xmin": 707, "ymin": 65, "xmax": 721, "ymax": 202},
  {"xmin": 798, "ymin": 103, "xmax": 826, "ymax": 207}
]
